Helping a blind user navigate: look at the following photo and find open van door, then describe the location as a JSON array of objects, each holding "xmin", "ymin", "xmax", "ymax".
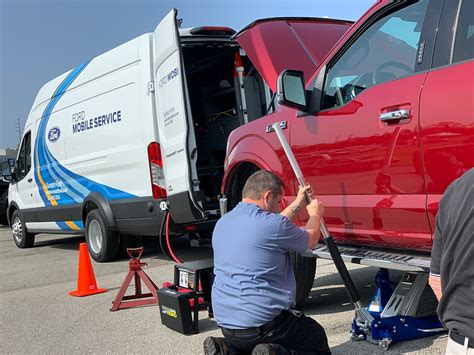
[{"xmin": 153, "ymin": 9, "xmax": 206, "ymax": 224}]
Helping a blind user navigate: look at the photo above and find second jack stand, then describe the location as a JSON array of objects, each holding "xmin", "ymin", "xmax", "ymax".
[{"xmin": 110, "ymin": 247, "xmax": 159, "ymax": 311}]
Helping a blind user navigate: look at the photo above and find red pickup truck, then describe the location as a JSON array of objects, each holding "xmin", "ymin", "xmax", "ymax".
[{"xmin": 222, "ymin": 0, "xmax": 474, "ymax": 302}]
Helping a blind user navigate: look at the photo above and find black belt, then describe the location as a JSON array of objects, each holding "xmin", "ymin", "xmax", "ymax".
[
  {"xmin": 450, "ymin": 330, "xmax": 474, "ymax": 348},
  {"xmin": 221, "ymin": 309, "xmax": 293, "ymax": 336}
]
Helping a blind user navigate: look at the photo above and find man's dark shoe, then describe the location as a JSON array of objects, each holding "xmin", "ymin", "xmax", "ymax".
[
  {"xmin": 203, "ymin": 336, "xmax": 229, "ymax": 355},
  {"xmin": 251, "ymin": 343, "xmax": 292, "ymax": 355}
]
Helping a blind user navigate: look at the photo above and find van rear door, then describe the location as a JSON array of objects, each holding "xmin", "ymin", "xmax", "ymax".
[{"xmin": 152, "ymin": 9, "xmax": 206, "ymax": 224}]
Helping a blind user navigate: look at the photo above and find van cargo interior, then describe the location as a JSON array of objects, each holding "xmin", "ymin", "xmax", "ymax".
[{"xmin": 182, "ymin": 42, "xmax": 268, "ymax": 213}]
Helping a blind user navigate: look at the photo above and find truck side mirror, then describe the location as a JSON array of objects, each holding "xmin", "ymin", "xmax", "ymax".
[
  {"xmin": 1, "ymin": 161, "xmax": 14, "ymax": 183},
  {"xmin": 277, "ymin": 70, "xmax": 307, "ymax": 111}
]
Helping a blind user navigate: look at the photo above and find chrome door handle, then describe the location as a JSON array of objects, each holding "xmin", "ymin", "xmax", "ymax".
[
  {"xmin": 379, "ymin": 109, "xmax": 410, "ymax": 122},
  {"xmin": 266, "ymin": 121, "xmax": 287, "ymax": 133}
]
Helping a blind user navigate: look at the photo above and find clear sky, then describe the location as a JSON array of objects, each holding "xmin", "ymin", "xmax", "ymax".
[{"xmin": 0, "ymin": 0, "xmax": 374, "ymax": 150}]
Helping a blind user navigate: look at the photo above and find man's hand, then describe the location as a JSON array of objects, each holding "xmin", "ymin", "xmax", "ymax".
[
  {"xmin": 294, "ymin": 185, "xmax": 312, "ymax": 209},
  {"xmin": 307, "ymin": 198, "xmax": 324, "ymax": 218},
  {"xmin": 280, "ymin": 185, "xmax": 315, "ymax": 221}
]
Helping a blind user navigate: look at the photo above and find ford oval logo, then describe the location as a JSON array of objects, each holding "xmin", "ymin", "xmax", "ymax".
[{"xmin": 48, "ymin": 127, "xmax": 61, "ymax": 143}]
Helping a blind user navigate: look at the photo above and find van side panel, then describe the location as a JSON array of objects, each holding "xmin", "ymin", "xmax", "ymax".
[
  {"xmin": 22, "ymin": 34, "xmax": 160, "ymax": 233},
  {"xmin": 60, "ymin": 36, "xmax": 151, "ymax": 198}
]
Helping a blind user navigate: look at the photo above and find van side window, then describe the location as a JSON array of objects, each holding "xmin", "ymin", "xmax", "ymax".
[
  {"xmin": 452, "ymin": 0, "xmax": 474, "ymax": 63},
  {"xmin": 16, "ymin": 131, "xmax": 32, "ymax": 181},
  {"xmin": 321, "ymin": 0, "xmax": 429, "ymax": 110}
]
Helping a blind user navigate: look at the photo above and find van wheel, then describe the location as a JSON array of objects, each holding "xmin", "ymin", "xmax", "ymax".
[
  {"xmin": 85, "ymin": 209, "xmax": 119, "ymax": 262},
  {"xmin": 11, "ymin": 210, "xmax": 35, "ymax": 248},
  {"xmin": 291, "ymin": 251, "xmax": 317, "ymax": 306}
]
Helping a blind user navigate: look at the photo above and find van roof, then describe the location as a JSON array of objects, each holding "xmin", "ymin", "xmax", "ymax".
[{"xmin": 179, "ymin": 27, "xmax": 236, "ymax": 37}]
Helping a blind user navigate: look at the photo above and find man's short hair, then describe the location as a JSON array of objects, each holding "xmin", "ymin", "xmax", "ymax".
[{"xmin": 242, "ymin": 170, "xmax": 285, "ymax": 200}]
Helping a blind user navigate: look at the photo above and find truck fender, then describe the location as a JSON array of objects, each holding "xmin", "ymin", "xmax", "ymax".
[
  {"xmin": 82, "ymin": 192, "xmax": 116, "ymax": 229},
  {"xmin": 222, "ymin": 135, "xmax": 286, "ymax": 194}
]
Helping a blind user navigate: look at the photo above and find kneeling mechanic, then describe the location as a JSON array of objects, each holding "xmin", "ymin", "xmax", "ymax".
[{"xmin": 204, "ymin": 170, "xmax": 330, "ymax": 355}]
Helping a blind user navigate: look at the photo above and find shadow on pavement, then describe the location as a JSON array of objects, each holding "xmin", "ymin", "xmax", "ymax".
[
  {"xmin": 34, "ymin": 234, "xmax": 85, "ymax": 250},
  {"xmin": 302, "ymin": 266, "xmax": 404, "ymax": 316},
  {"xmin": 302, "ymin": 264, "xmax": 445, "ymax": 354},
  {"xmin": 195, "ymin": 318, "xmax": 220, "ymax": 333},
  {"xmin": 330, "ymin": 333, "xmax": 445, "ymax": 354},
  {"xmin": 27, "ymin": 232, "xmax": 213, "ymax": 263}
]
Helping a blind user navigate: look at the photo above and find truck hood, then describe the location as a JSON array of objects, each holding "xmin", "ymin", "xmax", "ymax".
[{"xmin": 235, "ymin": 17, "xmax": 353, "ymax": 91}]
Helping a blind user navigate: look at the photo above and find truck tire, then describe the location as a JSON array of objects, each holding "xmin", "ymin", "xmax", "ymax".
[
  {"xmin": 120, "ymin": 234, "xmax": 143, "ymax": 258},
  {"xmin": 11, "ymin": 210, "xmax": 35, "ymax": 248},
  {"xmin": 0, "ymin": 191, "xmax": 8, "ymax": 225},
  {"xmin": 291, "ymin": 251, "xmax": 317, "ymax": 306},
  {"xmin": 228, "ymin": 164, "xmax": 259, "ymax": 210},
  {"xmin": 85, "ymin": 209, "xmax": 119, "ymax": 262}
]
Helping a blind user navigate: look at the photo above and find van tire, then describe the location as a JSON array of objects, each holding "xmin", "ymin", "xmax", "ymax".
[
  {"xmin": 85, "ymin": 209, "xmax": 119, "ymax": 262},
  {"xmin": 291, "ymin": 251, "xmax": 317, "ymax": 306},
  {"xmin": 11, "ymin": 210, "xmax": 35, "ymax": 248}
]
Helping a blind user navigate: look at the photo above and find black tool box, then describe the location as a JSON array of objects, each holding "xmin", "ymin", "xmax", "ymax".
[
  {"xmin": 158, "ymin": 287, "xmax": 195, "ymax": 334},
  {"xmin": 158, "ymin": 259, "xmax": 214, "ymax": 334}
]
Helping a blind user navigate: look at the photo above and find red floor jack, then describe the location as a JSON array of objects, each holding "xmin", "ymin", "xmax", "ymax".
[{"xmin": 110, "ymin": 247, "xmax": 159, "ymax": 311}]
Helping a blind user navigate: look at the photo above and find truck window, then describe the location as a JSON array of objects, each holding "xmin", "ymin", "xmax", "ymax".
[
  {"xmin": 321, "ymin": 0, "xmax": 429, "ymax": 110},
  {"xmin": 17, "ymin": 131, "xmax": 31, "ymax": 181},
  {"xmin": 452, "ymin": 0, "xmax": 474, "ymax": 63}
]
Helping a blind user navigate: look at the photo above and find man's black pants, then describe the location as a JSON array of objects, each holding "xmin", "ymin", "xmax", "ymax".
[{"xmin": 220, "ymin": 309, "xmax": 331, "ymax": 354}]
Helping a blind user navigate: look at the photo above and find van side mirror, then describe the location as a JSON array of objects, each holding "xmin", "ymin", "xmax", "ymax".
[{"xmin": 277, "ymin": 70, "xmax": 307, "ymax": 111}]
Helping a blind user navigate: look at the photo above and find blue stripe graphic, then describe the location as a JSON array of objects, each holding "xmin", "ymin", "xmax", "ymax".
[{"xmin": 34, "ymin": 61, "xmax": 135, "ymax": 230}]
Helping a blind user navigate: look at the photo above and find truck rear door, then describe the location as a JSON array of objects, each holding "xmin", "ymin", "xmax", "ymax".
[{"xmin": 152, "ymin": 9, "xmax": 206, "ymax": 224}]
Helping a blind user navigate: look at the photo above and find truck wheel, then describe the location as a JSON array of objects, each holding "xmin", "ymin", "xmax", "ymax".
[
  {"xmin": 0, "ymin": 191, "xmax": 8, "ymax": 225},
  {"xmin": 85, "ymin": 209, "xmax": 119, "ymax": 262},
  {"xmin": 11, "ymin": 210, "xmax": 35, "ymax": 248},
  {"xmin": 120, "ymin": 234, "xmax": 143, "ymax": 258},
  {"xmin": 291, "ymin": 251, "xmax": 317, "ymax": 306},
  {"xmin": 228, "ymin": 164, "xmax": 259, "ymax": 210}
]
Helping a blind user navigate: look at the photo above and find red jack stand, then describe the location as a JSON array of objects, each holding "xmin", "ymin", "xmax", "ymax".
[{"xmin": 110, "ymin": 247, "xmax": 159, "ymax": 311}]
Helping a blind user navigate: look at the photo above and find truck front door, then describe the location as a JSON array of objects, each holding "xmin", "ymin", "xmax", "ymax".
[
  {"xmin": 152, "ymin": 9, "xmax": 206, "ymax": 224},
  {"xmin": 292, "ymin": 0, "xmax": 439, "ymax": 251}
]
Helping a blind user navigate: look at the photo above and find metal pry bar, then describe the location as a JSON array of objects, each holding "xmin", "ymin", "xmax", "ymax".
[{"xmin": 272, "ymin": 122, "xmax": 374, "ymax": 329}]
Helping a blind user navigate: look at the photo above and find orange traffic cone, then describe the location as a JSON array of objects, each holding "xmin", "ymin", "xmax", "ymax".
[{"xmin": 69, "ymin": 243, "xmax": 107, "ymax": 297}]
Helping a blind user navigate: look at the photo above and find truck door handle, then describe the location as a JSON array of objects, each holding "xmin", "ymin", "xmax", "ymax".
[
  {"xmin": 379, "ymin": 109, "xmax": 410, "ymax": 122},
  {"xmin": 266, "ymin": 121, "xmax": 287, "ymax": 133},
  {"xmin": 27, "ymin": 178, "xmax": 32, "ymax": 183}
]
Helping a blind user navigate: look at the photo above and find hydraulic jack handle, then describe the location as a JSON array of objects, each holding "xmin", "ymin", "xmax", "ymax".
[{"xmin": 272, "ymin": 122, "xmax": 374, "ymax": 326}]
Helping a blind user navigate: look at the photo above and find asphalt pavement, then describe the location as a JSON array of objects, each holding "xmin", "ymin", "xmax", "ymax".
[{"xmin": 0, "ymin": 225, "xmax": 447, "ymax": 354}]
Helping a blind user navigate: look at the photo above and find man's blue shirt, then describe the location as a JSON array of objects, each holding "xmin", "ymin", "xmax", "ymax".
[{"xmin": 212, "ymin": 202, "xmax": 309, "ymax": 329}]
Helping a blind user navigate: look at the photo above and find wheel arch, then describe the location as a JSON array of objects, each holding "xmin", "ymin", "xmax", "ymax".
[
  {"xmin": 222, "ymin": 137, "xmax": 286, "ymax": 195},
  {"xmin": 82, "ymin": 192, "xmax": 116, "ymax": 230},
  {"xmin": 7, "ymin": 201, "xmax": 19, "ymax": 226}
]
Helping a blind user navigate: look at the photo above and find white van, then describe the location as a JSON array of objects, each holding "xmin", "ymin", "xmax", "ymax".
[{"xmin": 5, "ymin": 10, "xmax": 352, "ymax": 261}]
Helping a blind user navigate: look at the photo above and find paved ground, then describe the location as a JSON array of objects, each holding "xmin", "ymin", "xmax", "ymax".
[{"xmin": 0, "ymin": 225, "xmax": 447, "ymax": 354}]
